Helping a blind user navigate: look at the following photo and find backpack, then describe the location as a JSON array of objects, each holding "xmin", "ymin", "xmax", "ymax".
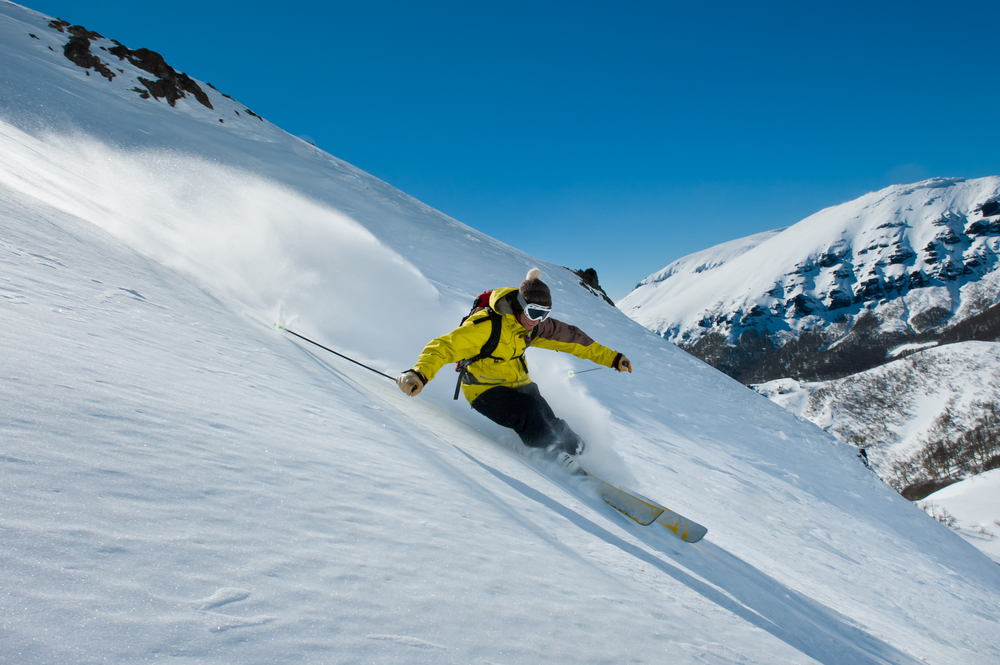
[{"xmin": 453, "ymin": 290, "xmax": 503, "ymax": 400}]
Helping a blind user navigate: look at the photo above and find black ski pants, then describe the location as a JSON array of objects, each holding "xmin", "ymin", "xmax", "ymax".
[{"xmin": 471, "ymin": 382, "xmax": 584, "ymax": 455}]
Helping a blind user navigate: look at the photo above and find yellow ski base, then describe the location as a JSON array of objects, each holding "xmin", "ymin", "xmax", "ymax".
[{"xmin": 585, "ymin": 473, "xmax": 707, "ymax": 543}]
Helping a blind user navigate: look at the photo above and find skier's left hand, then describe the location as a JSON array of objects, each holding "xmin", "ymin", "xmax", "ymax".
[{"xmin": 614, "ymin": 355, "xmax": 632, "ymax": 373}]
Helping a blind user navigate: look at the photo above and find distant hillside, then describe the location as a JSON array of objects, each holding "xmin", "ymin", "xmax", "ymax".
[{"xmin": 755, "ymin": 341, "xmax": 1000, "ymax": 500}]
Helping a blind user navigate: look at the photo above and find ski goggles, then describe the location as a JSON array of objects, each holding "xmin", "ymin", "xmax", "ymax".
[{"xmin": 517, "ymin": 293, "xmax": 551, "ymax": 322}]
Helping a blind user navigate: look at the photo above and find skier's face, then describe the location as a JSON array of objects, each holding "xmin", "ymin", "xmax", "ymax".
[{"xmin": 517, "ymin": 310, "xmax": 540, "ymax": 331}]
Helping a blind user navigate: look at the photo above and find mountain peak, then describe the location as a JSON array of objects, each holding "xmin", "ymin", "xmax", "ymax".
[{"xmin": 621, "ymin": 176, "xmax": 1000, "ymax": 383}]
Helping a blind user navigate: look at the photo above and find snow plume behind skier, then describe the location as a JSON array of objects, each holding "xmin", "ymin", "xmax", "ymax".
[
  {"xmin": 524, "ymin": 352, "xmax": 640, "ymax": 487},
  {"xmin": 397, "ymin": 268, "xmax": 632, "ymax": 474}
]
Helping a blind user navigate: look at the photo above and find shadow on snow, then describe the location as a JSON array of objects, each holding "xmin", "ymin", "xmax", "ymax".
[{"xmin": 461, "ymin": 449, "xmax": 920, "ymax": 665}]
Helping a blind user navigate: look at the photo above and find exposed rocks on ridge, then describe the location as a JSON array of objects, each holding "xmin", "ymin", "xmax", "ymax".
[{"xmin": 47, "ymin": 18, "xmax": 212, "ymax": 110}]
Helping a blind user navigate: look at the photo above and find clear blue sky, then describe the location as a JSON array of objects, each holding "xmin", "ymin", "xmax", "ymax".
[{"xmin": 26, "ymin": 0, "xmax": 1000, "ymax": 299}]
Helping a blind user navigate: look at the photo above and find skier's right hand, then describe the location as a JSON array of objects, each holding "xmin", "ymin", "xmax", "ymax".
[{"xmin": 397, "ymin": 370, "xmax": 426, "ymax": 397}]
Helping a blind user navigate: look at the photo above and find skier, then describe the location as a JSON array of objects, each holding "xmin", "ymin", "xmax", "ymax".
[{"xmin": 396, "ymin": 268, "xmax": 632, "ymax": 467}]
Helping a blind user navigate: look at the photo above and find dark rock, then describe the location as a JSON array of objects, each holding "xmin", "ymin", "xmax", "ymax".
[
  {"xmin": 966, "ymin": 217, "xmax": 1000, "ymax": 235},
  {"xmin": 67, "ymin": 25, "xmax": 103, "ymax": 40},
  {"xmin": 907, "ymin": 271, "xmax": 929, "ymax": 288},
  {"xmin": 966, "ymin": 219, "xmax": 989, "ymax": 235},
  {"xmin": 577, "ymin": 267, "xmax": 600, "ymax": 290},
  {"xmin": 817, "ymin": 251, "xmax": 841, "ymax": 268},
  {"xmin": 888, "ymin": 246, "xmax": 915, "ymax": 265},
  {"xmin": 568, "ymin": 268, "xmax": 616, "ymax": 307},
  {"xmin": 937, "ymin": 229, "xmax": 961, "ymax": 245},
  {"xmin": 50, "ymin": 21, "xmax": 212, "ymax": 107},
  {"xmin": 786, "ymin": 293, "xmax": 814, "ymax": 317},
  {"xmin": 922, "ymin": 241, "xmax": 940, "ymax": 264},
  {"xmin": 740, "ymin": 304, "xmax": 766, "ymax": 323},
  {"xmin": 934, "ymin": 260, "xmax": 963, "ymax": 281},
  {"xmin": 62, "ymin": 34, "xmax": 115, "ymax": 81},
  {"xmin": 108, "ymin": 45, "xmax": 213, "ymax": 109},
  {"xmin": 854, "ymin": 277, "xmax": 884, "ymax": 301},
  {"xmin": 137, "ymin": 76, "xmax": 181, "ymax": 105},
  {"xmin": 826, "ymin": 289, "xmax": 853, "ymax": 310},
  {"xmin": 979, "ymin": 199, "xmax": 1000, "ymax": 217}
]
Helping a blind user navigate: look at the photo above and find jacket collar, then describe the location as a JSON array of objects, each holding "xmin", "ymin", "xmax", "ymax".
[{"xmin": 488, "ymin": 286, "xmax": 519, "ymax": 317}]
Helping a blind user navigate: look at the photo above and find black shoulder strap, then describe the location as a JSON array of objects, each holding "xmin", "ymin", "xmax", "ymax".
[
  {"xmin": 477, "ymin": 309, "xmax": 503, "ymax": 360},
  {"xmin": 453, "ymin": 309, "xmax": 502, "ymax": 399}
]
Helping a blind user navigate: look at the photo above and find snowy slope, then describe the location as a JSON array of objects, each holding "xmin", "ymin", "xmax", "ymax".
[
  {"xmin": 919, "ymin": 469, "xmax": 1000, "ymax": 564},
  {"xmin": 3, "ymin": 3, "xmax": 1000, "ymax": 664},
  {"xmin": 619, "ymin": 176, "xmax": 1000, "ymax": 348},
  {"xmin": 629, "ymin": 227, "xmax": 786, "ymax": 296}
]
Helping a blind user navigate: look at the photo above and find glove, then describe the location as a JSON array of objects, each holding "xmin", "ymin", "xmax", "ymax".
[
  {"xmin": 614, "ymin": 355, "xmax": 632, "ymax": 373},
  {"xmin": 397, "ymin": 370, "xmax": 425, "ymax": 396}
]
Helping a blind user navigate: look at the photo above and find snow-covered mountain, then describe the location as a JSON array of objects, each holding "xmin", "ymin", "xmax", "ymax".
[
  {"xmin": 619, "ymin": 177, "xmax": 1000, "ymax": 383},
  {"xmin": 3, "ymin": 3, "xmax": 1000, "ymax": 663}
]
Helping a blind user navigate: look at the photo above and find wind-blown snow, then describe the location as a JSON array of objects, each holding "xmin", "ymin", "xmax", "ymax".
[
  {"xmin": 0, "ymin": 121, "xmax": 451, "ymax": 371},
  {"xmin": 2, "ymin": 3, "xmax": 1000, "ymax": 664}
]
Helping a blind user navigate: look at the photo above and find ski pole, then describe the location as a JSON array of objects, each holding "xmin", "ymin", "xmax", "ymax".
[
  {"xmin": 567, "ymin": 367, "xmax": 608, "ymax": 378},
  {"xmin": 277, "ymin": 324, "xmax": 396, "ymax": 381}
]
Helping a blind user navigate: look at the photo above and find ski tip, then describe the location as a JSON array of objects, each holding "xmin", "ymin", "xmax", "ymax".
[
  {"xmin": 275, "ymin": 323, "xmax": 284, "ymax": 331},
  {"xmin": 678, "ymin": 523, "xmax": 708, "ymax": 543},
  {"xmin": 654, "ymin": 511, "xmax": 708, "ymax": 543},
  {"xmin": 685, "ymin": 529, "xmax": 708, "ymax": 544}
]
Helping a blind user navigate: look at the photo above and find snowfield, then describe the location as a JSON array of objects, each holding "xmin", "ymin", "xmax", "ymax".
[
  {"xmin": 919, "ymin": 469, "xmax": 1000, "ymax": 564},
  {"xmin": 2, "ymin": 3, "xmax": 1000, "ymax": 664}
]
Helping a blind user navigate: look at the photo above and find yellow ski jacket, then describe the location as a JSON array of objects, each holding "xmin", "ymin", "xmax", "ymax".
[{"xmin": 412, "ymin": 287, "xmax": 622, "ymax": 403}]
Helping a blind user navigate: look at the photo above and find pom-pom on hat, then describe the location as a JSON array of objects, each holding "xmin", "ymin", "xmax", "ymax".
[{"xmin": 519, "ymin": 268, "xmax": 552, "ymax": 308}]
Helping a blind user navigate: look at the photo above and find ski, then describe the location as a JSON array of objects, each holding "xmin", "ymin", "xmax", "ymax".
[{"xmin": 582, "ymin": 472, "xmax": 707, "ymax": 543}]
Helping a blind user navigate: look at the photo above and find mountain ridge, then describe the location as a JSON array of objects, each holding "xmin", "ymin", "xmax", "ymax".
[{"xmin": 621, "ymin": 176, "xmax": 1000, "ymax": 384}]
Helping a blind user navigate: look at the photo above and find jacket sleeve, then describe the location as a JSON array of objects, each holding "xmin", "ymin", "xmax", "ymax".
[
  {"xmin": 529, "ymin": 318, "xmax": 619, "ymax": 367},
  {"xmin": 412, "ymin": 314, "xmax": 495, "ymax": 384}
]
